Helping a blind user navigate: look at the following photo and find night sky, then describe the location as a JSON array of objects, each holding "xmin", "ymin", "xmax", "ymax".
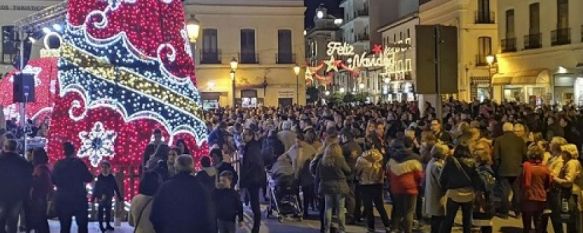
[{"xmin": 305, "ymin": 0, "xmax": 342, "ymax": 28}]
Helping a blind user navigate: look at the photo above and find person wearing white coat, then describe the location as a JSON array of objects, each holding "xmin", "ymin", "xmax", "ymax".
[
  {"xmin": 424, "ymin": 143, "xmax": 449, "ymax": 233},
  {"xmin": 129, "ymin": 172, "xmax": 161, "ymax": 233}
]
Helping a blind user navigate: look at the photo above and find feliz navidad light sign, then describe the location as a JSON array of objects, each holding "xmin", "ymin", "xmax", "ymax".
[{"xmin": 324, "ymin": 41, "xmax": 412, "ymax": 75}]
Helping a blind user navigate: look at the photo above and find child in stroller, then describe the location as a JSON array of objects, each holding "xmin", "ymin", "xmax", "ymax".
[{"xmin": 267, "ymin": 154, "xmax": 303, "ymax": 222}]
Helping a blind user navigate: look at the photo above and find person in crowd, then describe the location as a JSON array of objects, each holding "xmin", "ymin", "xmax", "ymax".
[
  {"xmin": 310, "ymin": 127, "xmax": 338, "ymax": 233},
  {"xmin": 213, "ymin": 171, "xmax": 244, "ymax": 233},
  {"xmin": 93, "ymin": 160, "xmax": 122, "ymax": 232},
  {"xmin": 514, "ymin": 123, "xmax": 529, "ymax": 143},
  {"xmin": 175, "ymin": 139, "xmax": 191, "ymax": 155},
  {"xmin": 278, "ymin": 120, "xmax": 297, "ymax": 151},
  {"xmin": 240, "ymin": 128, "xmax": 265, "ymax": 233},
  {"xmin": 0, "ymin": 139, "xmax": 32, "ymax": 233},
  {"xmin": 52, "ymin": 142, "xmax": 93, "ymax": 233},
  {"xmin": 129, "ymin": 172, "xmax": 162, "ymax": 233},
  {"xmin": 520, "ymin": 146, "xmax": 551, "ymax": 233},
  {"xmin": 550, "ymin": 144, "xmax": 582, "ymax": 233},
  {"xmin": 261, "ymin": 129, "xmax": 285, "ymax": 169},
  {"xmin": 208, "ymin": 121, "xmax": 229, "ymax": 147},
  {"xmin": 318, "ymin": 132, "xmax": 351, "ymax": 233},
  {"xmin": 282, "ymin": 132, "xmax": 317, "ymax": 216},
  {"xmin": 546, "ymin": 116, "xmax": 565, "ymax": 141},
  {"xmin": 341, "ymin": 129, "xmax": 363, "ymax": 224},
  {"xmin": 305, "ymin": 128, "xmax": 322, "ymax": 153},
  {"xmin": 27, "ymin": 148, "xmax": 51, "ymax": 233},
  {"xmin": 387, "ymin": 140, "xmax": 423, "ymax": 233},
  {"xmin": 494, "ymin": 122, "xmax": 527, "ymax": 218},
  {"xmin": 355, "ymin": 138, "xmax": 390, "ymax": 233},
  {"xmin": 142, "ymin": 129, "xmax": 170, "ymax": 172},
  {"xmin": 210, "ymin": 147, "xmax": 238, "ymax": 188},
  {"xmin": 473, "ymin": 148, "xmax": 496, "ymax": 233},
  {"xmin": 424, "ymin": 143, "xmax": 449, "ymax": 233},
  {"xmin": 197, "ymin": 156, "xmax": 218, "ymax": 191},
  {"xmin": 150, "ymin": 155, "xmax": 214, "ymax": 233},
  {"xmin": 431, "ymin": 119, "xmax": 452, "ymax": 146},
  {"xmin": 165, "ymin": 148, "xmax": 178, "ymax": 179},
  {"xmin": 439, "ymin": 146, "xmax": 483, "ymax": 233}
]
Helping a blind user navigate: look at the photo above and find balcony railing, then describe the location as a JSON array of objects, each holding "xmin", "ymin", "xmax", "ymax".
[
  {"xmin": 524, "ymin": 33, "xmax": 542, "ymax": 49},
  {"xmin": 501, "ymin": 38, "xmax": 517, "ymax": 53},
  {"xmin": 475, "ymin": 11, "xmax": 495, "ymax": 24},
  {"xmin": 200, "ymin": 50, "xmax": 221, "ymax": 64},
  {"xmin": 355, "ymin": 8, "xmax": 369, "ymax": 17},
  {"xmin": 239, "ymin": 52, "xmax": 259, "ymax": 64},
  {"xmin": 551, "ymin": 28, "xmax": 571, "ymax": 46},
  {"xmin": 355, "ymin": 33, "xmax": 370, "ymax": 42},
  {"xmin": 275, "ymin": 53, "xmax": 295, "ymax": 64},
  {"xmin": 476, "ymin": 54, "xmax": 488, "ymax": 66},
  {"xmin": 581, "ymin": 25, "xmax": 583, "ymax": 42}
]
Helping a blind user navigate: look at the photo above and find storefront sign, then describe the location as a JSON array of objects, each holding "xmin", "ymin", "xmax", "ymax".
[{"xmin": 278, "ymin": 89, "xmax": 295, "ymax": 98}]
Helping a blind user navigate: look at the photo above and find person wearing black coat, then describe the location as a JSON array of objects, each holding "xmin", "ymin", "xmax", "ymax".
[
  {"xmin": 439, "ymin": 146, "xmax": 484, "ymax": 233},
  {"xmin": 150, "ymin": 155, "xmax": 214, "ymax": 233},
  {"xmin": 0, "ymin": 139, "xmax": 32, "ymax": 233},
  {"xmin": 240, "ymin": 129, "xmax": 265, "ymax": 233},
  {"xmin": 52, "ymin": 142, "xmax": 93, "ymax": 233},
  {"xmin": 210, "ymin": 148, "xmax": 238, "ymax": 188},
  {"xmin": 261, "ymin": 130, "xmax": 285, "ymax": 169}
]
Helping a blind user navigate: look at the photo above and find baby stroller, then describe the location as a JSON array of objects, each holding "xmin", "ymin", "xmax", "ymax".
[{"xmin": 266, "ymin": 172, "xmax": 303, "ymax": 223}]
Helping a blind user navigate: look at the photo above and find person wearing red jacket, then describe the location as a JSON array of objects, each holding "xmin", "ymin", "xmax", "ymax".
[
  {"xmin": 386, "ymin": 140, "xmax": 423, "ymax": 233},
  {"xmin": 521, "ymin": 146, "xmax": 551, "ymax": 233}
]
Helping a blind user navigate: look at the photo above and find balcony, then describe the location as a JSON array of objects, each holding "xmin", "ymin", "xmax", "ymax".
[
  {"xmin": 524, "ymin": 33, "xmax": 542, "ymax": 49},
  {"xmin": 355, "ymin": 8, "xmax": 369, "ymax": 17},
  {"xmin": 275, "ymin": 53, "xmax": 295, "ymax": 64},
  {"xmin": 355, "ymin": 33, "xmax": 370, "ymax": 42},
  {"xmin": 239, "ymin": 52, "xmax": 259, "ymax": 64},
  {"xmin": 551, "ymin": 28, "xmax": 571, "ymax": 46},
  {"xmin": 501, "ymin": 38, "xmax": 517, "ymax": 53},
  {"xmin": 475, "ymin": 11, "xmax": 495, "ymax": 24},
  {"xmin": 476, "ymin": 54, "xmax": 488, "ymax": 66},
  {"xmin": 581, "ymin": 25, "xmax": 583, "ymax": 42},
  {"xmin": 200, "ymin": 50, "xmax": 221, "ymax": 64}
]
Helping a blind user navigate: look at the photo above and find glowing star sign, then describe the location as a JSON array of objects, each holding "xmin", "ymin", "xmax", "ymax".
[
  {"xmin": 78, "ymin": 122, "xmax": 117, "ymax": 167},
  {"xmin": 372, "ymin": 44, "xmax": 383, "ymax": 55},
  {"xmin": 325, "ymin": 56, "xmax": 341, "ymax": 72}
]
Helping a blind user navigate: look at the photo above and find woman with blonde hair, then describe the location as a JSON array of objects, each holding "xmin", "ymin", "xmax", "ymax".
[
  {"xmin": 317, "ymin": 133, "xmax": 351, "ymax": 233},
  {"xmin": 550, "ymin": 144, "xmax": 582, "ymax": 233}
]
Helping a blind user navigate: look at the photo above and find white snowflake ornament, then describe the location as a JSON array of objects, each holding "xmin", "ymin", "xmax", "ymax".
[{"xmin": 78, "ymin": 122, "xmax": 117, "ymax": 167}]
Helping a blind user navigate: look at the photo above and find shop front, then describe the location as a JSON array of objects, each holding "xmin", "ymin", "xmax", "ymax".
[
  {"xmin": 492, "ymin": 69, "xmax": 551, "ymax": 105},
  {"xmin": 200, "ymin": 92, "xmax": 225, "ymax": 110}
]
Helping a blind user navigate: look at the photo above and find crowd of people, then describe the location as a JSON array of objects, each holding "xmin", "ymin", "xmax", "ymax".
[{"xmin": 0, "ymin": 99, "xmax": 582, "ymax": 233}]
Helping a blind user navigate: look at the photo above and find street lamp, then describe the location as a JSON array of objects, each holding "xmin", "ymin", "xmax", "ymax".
[
  {"xmin": 186, "ymin": 15, "xmax": 200, "ymax": 64},
  {"xmin": 339, "ymin": 87, "xmax": 345, "ymax": 93},
  {"xmin": 358, "ymin": 83, "xmax": 365, "ymax": 93},
  {"xmin": 230, "ymin": 57, "xmax": 238, "ymax": 107},
  {"xmin": 294, "ymin": 64, "xmax": 301, "ymax": 105},
  {"xmin": 486, "ymin": 54, "xmax": 495, "ymax": 101}
]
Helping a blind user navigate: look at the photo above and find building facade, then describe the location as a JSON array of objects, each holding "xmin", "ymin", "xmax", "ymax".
[
  {"xmin": 494, "ymin": 0, "xmax": 583, "ymax": 106},
  {"xmin": 420, "ymin": 0, "xmax": 498, "ymax": 101},
  {"xmin": 185, "ymin": 0, "xmax": 305, "ymax": 108},
  {"xmin": 305, "ymin": 6, "xmax": 343, "ymax": 67}
]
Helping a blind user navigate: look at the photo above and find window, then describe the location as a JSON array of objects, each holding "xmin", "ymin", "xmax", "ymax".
[
  {"xmin": 557, "ymin": 0, "xmax": 568, "ymax": 29},
  {"xmin": 477, "ymin": 0, "xmax": 490, "ymax": 20},
  {"xmin": 529, "ymin": 3, "xmax": 540, "ymax": 34},
  {"xmin": 240, "ymin": 29, "xmax": 256, "ymax": 63},
  {"xmin": 407, "ymin": 29, "xmax": 410, "ymax": 39},
  {"xmin": 277, "ymin": 29, "xmax": 292, "ymax": 64},
  {"xmin": 201, "ymin": 29, "xmax": 218, "ymax": 63},
  {"xmin": 477, "ymin": 37, "xmax": 492, "ymax": 65},
  {"xmin": 1, "ymin": 25, "xmax": 17, "ymax": 64},
  {"xmin": 505, "ymin": 10, "xmax": 515, "ymax": 38}
]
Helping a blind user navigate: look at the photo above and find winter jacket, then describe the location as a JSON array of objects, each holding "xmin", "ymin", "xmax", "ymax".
[
  {"xmin": 240, "ymin": 139, "xmax": 266, "ymax": 188},
  {"xmin": 93, "ymin": 174, "xmax": 122, "ymax": 200},
  {"xmin": 493, "ymin": 132, "xmax": 527, "ymax": 177},
  {"xmin": 150, "ymin": 172, "xmax": 214, "ymax": 233},
  {"xmin": 213, "ymin": 188, "xmax": 243, "ymax": 222},
  {"xmin": 521, "ymin": 161, "xmax": 551, "ymax": 202},
  {"xmin": 355, "ymin": 149, "xmax": 385, "ymax": 185},
  {"xmin": 387, "ymin": 154, "xmax": 423, "ymax": 195},
  {"xmin": 277, "ymin": 130, "xmax": 297, "ymax": 152},
  {"xmin": 129, "ymin": 194, "xmax": 156, "ymax": 233},
  {"xmin": 208, "ymin": 128, "xmax": 227, "ymax": 147},
  {"xmin": 31, "ymin": 164, "xmax": 52, "ymax": 200},
  {"xmin": 0, "ymin": 152, "xmax": 32, "ymax": 203},
  {"xmin": 424, "ymin": 158, "xmax": 445, "ymax": 217},
  {"xmin": 261, "ymin": 134, "xmax": 285, "ymax": 168},
  {"xmin": 284, "ymin": 143, "xmax": 317, "ymax": 179},
  {"xmin": 439, "ymin": 156, "xmax": 483, "ymax": 191},
  {"xmin": 216, "ymin": 162, "xmax": 238, "ymax": 187},
  {"xmin": 52, "ymin": 157, "xmax": 93, "ymax": 198},
  {"xmin": 196, "ymin": 167, "xmax": 217, "ymax": 191},
  {"xmin": 317, "ymin": 145, "xmax": 351, "ymax": 196}
]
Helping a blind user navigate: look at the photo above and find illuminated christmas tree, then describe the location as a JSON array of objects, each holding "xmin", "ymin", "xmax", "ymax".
[{"xmin": 47, "ymin": 0, "xmax": 208, "ymax": 201}]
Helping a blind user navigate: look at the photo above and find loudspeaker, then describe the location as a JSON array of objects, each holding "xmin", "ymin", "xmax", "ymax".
[
  {"xmin": 415, "ymin": 25, "xmax": 459, "ymax": 94},
  {"xmin": 13, "ymin": 73, "xmax": 35, "ymax": 103}
]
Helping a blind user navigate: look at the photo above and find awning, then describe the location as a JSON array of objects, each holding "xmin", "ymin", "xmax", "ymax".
[{"xmin": 492, "ymin": 69, "xmax": 550, "ymax": 85}]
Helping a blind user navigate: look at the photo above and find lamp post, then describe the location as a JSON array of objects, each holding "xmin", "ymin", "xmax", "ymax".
[
  {"xmin": 230, "ymin": 57, "xmax": 238, "ymax": 107},
  {"xmin": 486, "ymin": 54, "xmax": 495, "ymax": 101},
  {"xmin": 186, "ymin": 15, "xmax": 200, "ymax": 62},
  {"xmin": 293, "ymin": 64, "xmax": 301, "ymax": 105},
  {"xmin": 358, "ymin": 83, "xmax": 365, "ymax": 93}
]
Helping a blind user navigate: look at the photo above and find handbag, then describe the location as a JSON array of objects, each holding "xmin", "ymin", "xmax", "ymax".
[{"xmin": 133, "ymin": 198, "xmax": 153, "ymax": 233}]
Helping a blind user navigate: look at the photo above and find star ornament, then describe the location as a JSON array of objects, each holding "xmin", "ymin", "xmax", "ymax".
[
  {"xmin": 325, "ymin": 56, "xmax": 342, "ymax": 72},
  {"xmin": 78, "ymin": 122, "xmax": 118, "ymax": 167},
  {"xmin": 372, "ymin": 44, "xmax": 384, "ymax": 55}
]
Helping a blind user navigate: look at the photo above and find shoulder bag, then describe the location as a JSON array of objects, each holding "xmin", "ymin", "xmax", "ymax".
[{"xmin": 133, "ymin": 198, "xmax": 153, "ymax": 233}]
